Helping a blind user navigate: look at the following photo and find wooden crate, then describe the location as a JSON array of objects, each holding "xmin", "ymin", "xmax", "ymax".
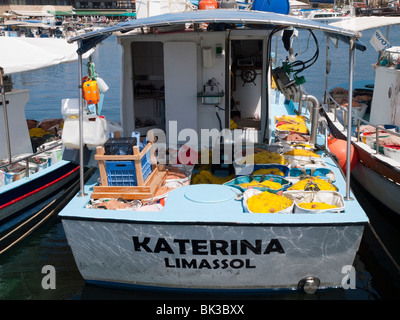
[
  {"xmin": 92, "ymin": 141, "xmax": 165, "ymax": 200},
  {"xmin": 94, "ymin": 142, "xmax": 156, "ymax": 186},
  {"xmin": 91, "ymin": 166, "xmax": 166, "ymax": 200}
]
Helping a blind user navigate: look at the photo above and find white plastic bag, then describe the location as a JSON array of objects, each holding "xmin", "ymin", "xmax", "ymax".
[
  {"xmin": 97, "ymin": 77, "xmax": 109, "ymax": 93},
  {"xmin": 83, "ymin": 116, "xmax": 109, "ymax": 150}
]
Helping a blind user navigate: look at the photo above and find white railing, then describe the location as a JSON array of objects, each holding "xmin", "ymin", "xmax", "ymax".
[
  {"xmin": 0, "ymin": 140, "xmax": 63, "ymax": 179},
  {"xmin": 326, "ymin": 91, "xmax": 400, "ymax": 155}
]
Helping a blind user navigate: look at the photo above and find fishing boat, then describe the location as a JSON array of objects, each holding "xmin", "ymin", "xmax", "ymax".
[
  {"xmin": 0, "ymin": 37, "xmax": 94, "ymax": 254},
  {"xmin": 321, "ymin": 16, "xmax": 400, "ymax": 216},
  {"xmin": 299, "ymin": 0, "xmax": 355, "ymax": 24},
  {"xmin": 0, "ymin": 20, "xmax": 63, "ymax": 38},
  {"xmin": 59, "ymin": 3, "xmax": 369, "ymax": 293}
]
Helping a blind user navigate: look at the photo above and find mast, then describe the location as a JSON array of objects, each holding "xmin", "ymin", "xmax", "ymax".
[
  {"xmin": 77, "ymin": 43, "xmax": 86, "ymax": 197},
  {"xmin": 0, "ymin": 67, "xmax": 11, "ymax": 163},
  {"xmin": 345, "ymin": 37, "xmax": 356, "ymax": 200}
]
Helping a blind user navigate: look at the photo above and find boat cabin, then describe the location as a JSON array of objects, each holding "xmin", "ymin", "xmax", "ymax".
[{"xmin": 118, "ymin": 27, "xmax": 269, "ymax": 147}]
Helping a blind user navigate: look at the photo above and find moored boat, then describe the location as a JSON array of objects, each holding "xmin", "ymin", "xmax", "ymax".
[
  {"xmin": 59, "ymin": 6, "xmax": 369, "ymax": 293},
  {"xmin": 0, "ymin": 38, "xmax": 93, "ymax": 254},
  {"xmin": 321, "ymin": 16, "xmax": 400, "ymax": 216},
  {"xmin": 298, "ymin": 0, "xmax": 356, "ymax": 24}
]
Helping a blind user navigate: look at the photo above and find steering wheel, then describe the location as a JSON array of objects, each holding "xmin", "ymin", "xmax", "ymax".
[{"xmin": 240, "ymin": 68, "xmax": 257, "ymax": 86}]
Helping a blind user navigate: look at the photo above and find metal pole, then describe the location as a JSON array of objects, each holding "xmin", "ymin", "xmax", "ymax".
[
  {"xmin": 77, "ymin": 44, "xmax": 86, "ymax": 197},
  {"xmin": 345, "ymin": 38, "xmax": 355, "ymax": 200},
  {"xmin": 305, "ymin": 95, "xmax": 320, "ymax": 146},
  {"xmin": 0, "ymin": 67, "xmax": 12, "ymax": 163},
  {"xmin": 324, "ymin": 35, "xmax": 329, "ymax": 105}
]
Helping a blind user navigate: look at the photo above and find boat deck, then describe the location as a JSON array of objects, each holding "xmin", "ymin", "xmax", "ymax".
[{"xmin": 60, "ymin": 151, "xmax": 368, "ymax": 226}]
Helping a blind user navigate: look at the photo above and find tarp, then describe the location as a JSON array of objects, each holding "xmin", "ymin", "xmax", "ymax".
[
  {"xmin": 252, "ymin": 0, "xmax": 290, "ymax": 14},
  {"xmin": 0, "ymin": 37, "xmax": 92, "ymax": 74}
]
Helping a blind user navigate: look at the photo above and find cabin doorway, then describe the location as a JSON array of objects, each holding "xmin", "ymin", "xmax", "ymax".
[
  {"xmin": 131, "ymin": 41, "xmax": 165, "ymax": 135},
  {"xmin": 229, "ymin": 39, "xmax": 265, "ymax": 143}
]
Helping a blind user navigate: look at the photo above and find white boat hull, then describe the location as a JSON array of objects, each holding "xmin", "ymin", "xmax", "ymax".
[
  {"xmin": 323, "ymin": 108, "xmax": 400, "ymax": 216},
  {"xmin": 352, "ymin": 162, "xmax": 400, "ymax": 214},
  {"xmin": 62, "ymin": 218, "xmax": 363, "ymax": 291},
  {"xmin": 59, "ymin": 10, "xmax": 369, "ymax": 293}
]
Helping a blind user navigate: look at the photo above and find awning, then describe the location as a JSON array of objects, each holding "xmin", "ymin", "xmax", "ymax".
[
  {"xmin": 0, "ymin": 37, "xmax": 92, "ymax": 74},
  {"xmin": 120, "ymin": 12, "xmax": 137, "ymax": 17},
  {"xmin": 1, "ymin": 20, "xmax": 54, "ymax": 29},
  {"xmin": 73, "ymin": 10, "xmax": 135, "ymax": 16},
  {"xmin": 70, "ymin": 9, "xmax": 360, "ymax": 53},
  {"xmin": 49, "ymin": 10, "xmax": 75, "ymax": 16},
  {"xmin": 11, "ymin": 10, "xmax": 54, "ymax": 17},
  {"xmin": 47, "ymin": 9, "xmax": 135, "ymax": 17},
  {"xmin": 0, "ymin": 13, "xmax": 16, "ymax": 18}
]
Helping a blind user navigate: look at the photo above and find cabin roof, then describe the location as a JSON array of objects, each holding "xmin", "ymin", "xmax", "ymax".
[{"xmin": 69, "ymin": 9, "xmax": 361, "ymax": 54}]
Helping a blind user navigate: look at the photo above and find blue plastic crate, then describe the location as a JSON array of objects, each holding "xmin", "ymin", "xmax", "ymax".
[
  {"xmin": 141, "ymin": 150, "xmax": 152, "ymax": 182},
  {"xmin": 105, "ymin": 149, "xmax": 152, "ymax": 186}
]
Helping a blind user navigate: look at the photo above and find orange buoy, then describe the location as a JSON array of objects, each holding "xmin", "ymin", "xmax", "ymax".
[
  {"xmin": 327, "ymin": 134, "xmax": 337, "ymax": 146},
  {"xmin": 199, "ymin": 0, "xmax": 218, "ymax": 10},
  {"xmin": 329, "ymin": 138, "xmax": 358, "ymax": 174},
  {"xmin": 83, "ymin": 79, "xmax": 100, "ymax": 104}
]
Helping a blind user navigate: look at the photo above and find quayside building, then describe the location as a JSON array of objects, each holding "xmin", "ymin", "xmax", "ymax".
[{"xmin": 0, "ymin": 0, "xmax": 135, "ymax": 17}]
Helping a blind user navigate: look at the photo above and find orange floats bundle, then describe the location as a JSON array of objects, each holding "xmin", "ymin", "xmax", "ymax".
[{"xmin": 82, "ymin": 78, "xmax": 100, "ymax": 104}]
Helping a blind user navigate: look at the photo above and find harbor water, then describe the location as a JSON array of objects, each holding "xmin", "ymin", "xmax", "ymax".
[{"xmin": 1, "ymin": 27, "xmax": 400, "ymax": 301}]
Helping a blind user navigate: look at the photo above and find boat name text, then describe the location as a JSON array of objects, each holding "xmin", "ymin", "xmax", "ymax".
[{"xmin": 132, "ymin": 237, "xmax": 284, "ymax": 269}]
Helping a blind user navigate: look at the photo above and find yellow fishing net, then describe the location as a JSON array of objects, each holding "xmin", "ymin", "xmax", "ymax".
[
  {"xmin": 275, "ymin": 115, "xmax": 306, "ymax": 124},
  {"xmin": 283, "ymin": 149, "xmax": 320, "ymax": 157},
  {"xmin": 191, "ymin": 170, "xmax": 235, "ymax": 184},
  {"xmin": 29, "ymin": 127, "xmax": 51, "ymax": 138},
  {"xmin": 247, "ymin": 191, "xmax": 293, "ymax": 213},
  {"xmin": 276, "ymin": 122, "xmax": 309, "ymax": 133},
  {"xmin": 252, "ymin": 168, "xmax": 285, "ymax": 176},
  {"xmin": 287, "ymin": 177, "xmax": 336, "ymax": 191},
  {"xmin": 239, "ymin": 179, "xmax": 283, "ymax": 190},
  {"xmin": 238, "ymin": 150, "xmax": 286, "ymax": 165},
  {"xmin": 297, "ymin": 202, "xmax": 338, "ymax": 210}
]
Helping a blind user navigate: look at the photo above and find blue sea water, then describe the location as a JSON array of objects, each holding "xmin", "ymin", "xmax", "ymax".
[
  {"xmin": 1, "ymin": 26, "xmax": 400, "ymax": 301},
  {"xmin": 16, "ymin": 37, "xmax": 122, "ymax": 123}
]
